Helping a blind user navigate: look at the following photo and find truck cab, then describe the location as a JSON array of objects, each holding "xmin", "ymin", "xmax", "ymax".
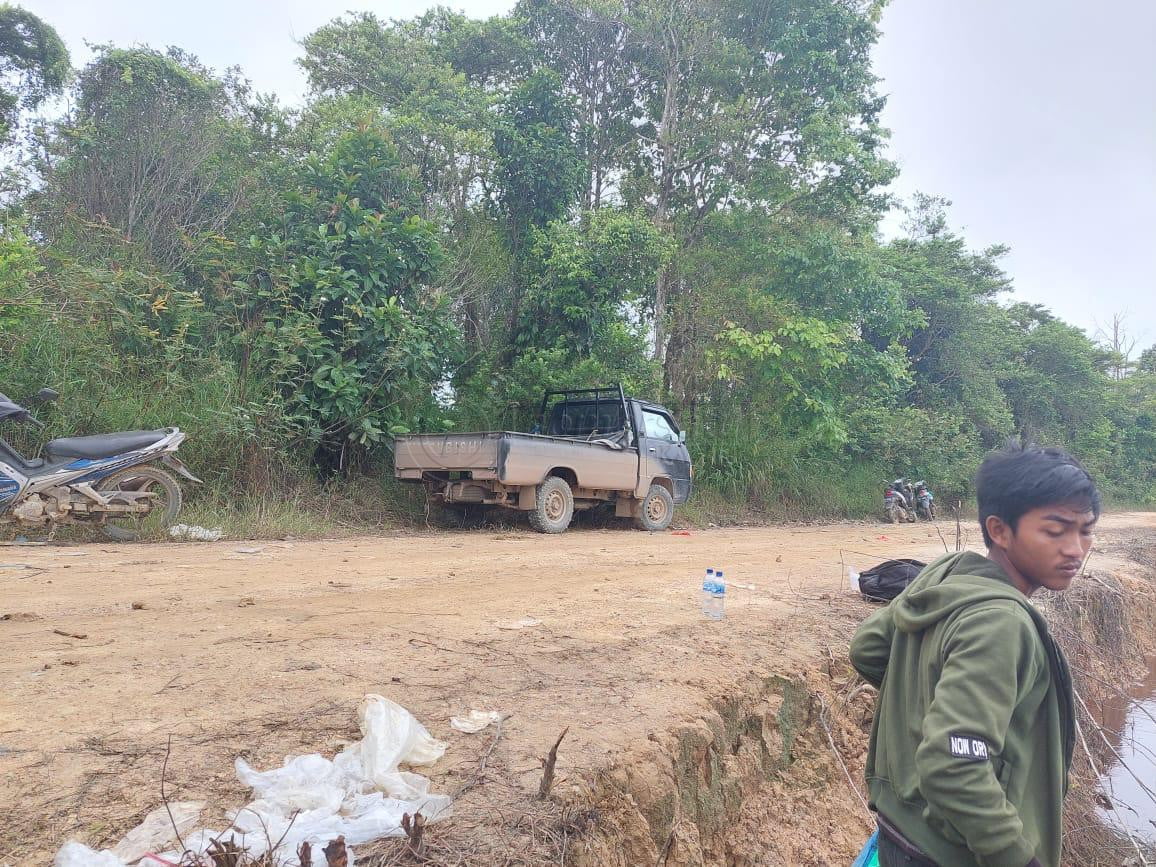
[{"xmin": 540, "ymin": 389, "xmax": 692, "ymax": 506}]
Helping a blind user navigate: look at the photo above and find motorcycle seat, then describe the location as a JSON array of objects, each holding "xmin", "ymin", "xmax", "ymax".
[{"xmin": 44, "ymin": 430, "xmax": 169, "ymax": 461}]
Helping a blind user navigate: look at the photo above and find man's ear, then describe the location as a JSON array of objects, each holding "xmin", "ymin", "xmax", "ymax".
[{"xmin": 986, "ymin": 515, "xmax": 1013, "ymax": 549}]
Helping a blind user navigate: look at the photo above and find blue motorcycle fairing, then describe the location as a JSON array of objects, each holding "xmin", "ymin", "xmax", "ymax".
[{"xmin": 0, "ymin": 474, "xmax": 20, "ymax": 505}]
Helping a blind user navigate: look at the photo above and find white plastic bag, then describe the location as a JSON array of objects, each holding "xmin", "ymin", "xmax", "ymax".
[
  {"xmin": 355, "ymin": 694, "xmax": 447, "ymax": 771},
  {"xmin": 168, "ymin": 524, "xmax": 223, "ymax": 541},
  {"xmin": 54, "ymin": 695, "xmax": 450, "ymax": 867},
  {"xmin": 52, "ymin": 842, "xmax": 124, "ymax": 867},
  {"xmin": 111, "ymin": 801, "xmax": 204, "ymax": 862},
  {"xmin": 450, "ymin": 710, "xmax": 502, "ymax": 733}
]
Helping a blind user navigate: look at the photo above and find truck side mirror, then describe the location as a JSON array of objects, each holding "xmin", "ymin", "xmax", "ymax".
[{"xmin": 678, "ymin": 430, "xmax": 687, "ymax": 444}]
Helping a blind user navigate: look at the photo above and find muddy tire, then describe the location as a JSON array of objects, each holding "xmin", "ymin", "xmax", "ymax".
[
  {"xmin": 528, "ymin": 476, "xmax": 574, "ymax": 534},
  {"xmin": 884, "ymin": 506, "xmax": 900, "ymax": 524},
  {"xmin": 97, "ymin": 465, "xmax": 183, "ymax": 541},
  {"xmin": 634, "ymin": 484, "xmax": 674, "ymax": 532}
]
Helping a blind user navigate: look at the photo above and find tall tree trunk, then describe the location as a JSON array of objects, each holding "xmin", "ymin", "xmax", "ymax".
[{"xmin": 651, "ymin": 30, "xmax": 680, "ymax": 362}]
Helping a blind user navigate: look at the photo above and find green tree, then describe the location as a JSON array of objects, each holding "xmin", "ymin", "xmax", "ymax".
[
  {"xmin": 0, "ymin": 4, "xmax": 68, "ymax": 145},
  {"xmin": 229, "ymin": 124, "xmax": 452, "ymax": 471},
  {"xmin": 299, "ymin": 11, "xmax": 510, "ymax": 223},
  {"xmin": 493, "ymin": 68, "xmax": 580, "ymax": 354},
  {"xmin": 518, "ymin": 209, "xmax": 673, "ymax": 353},
  {"xmin": 516, "ymin": 0, "xmax": 637, "ymax": 209},
  {"xmin": 1138, "ymin": 345, "xmax": 1156, "ymax": 374},
  {"xmin": 881, "ymin": 199, "xmax": 1017, "ymax": 445},
  {"xmin": 40, "ymin": 46, "xmax": 256, "ymax": 271},
  {"xmin": 1000, "ymin": 304, "xmax": 1111, "ymax": 445}
]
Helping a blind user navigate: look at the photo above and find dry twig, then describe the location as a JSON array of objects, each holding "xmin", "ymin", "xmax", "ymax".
[
  {"xmin": 323, "ymin": 835, "xmax": 349, "ymax": 866},
  {"xmin": 401, "ymin": 813, "xmax": 426, "ymax": 859},
  {"xmin": 160, "ymin": 734, "xmax": 188, "ymax": 858},
  {"xmin": 816, "ymin": 694, "xmax": 870, "ymax": 818},
  {"xmin": 454, "ymin": 715, "xmax": 507, "ymax": 799},
  {"xmin": 537, "ymin": 728, "xmax": 569, "ymax": 800}
]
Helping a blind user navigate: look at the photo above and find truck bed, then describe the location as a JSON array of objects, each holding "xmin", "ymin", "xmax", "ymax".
[{"xmin": 394, "ymin": 430, "xmax": 638, "ymax": 491}]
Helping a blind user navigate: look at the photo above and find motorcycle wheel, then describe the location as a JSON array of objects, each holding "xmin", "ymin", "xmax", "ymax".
[{"xmin": 97, "ymin": 466, "xmax": 183, "ymax": 541}]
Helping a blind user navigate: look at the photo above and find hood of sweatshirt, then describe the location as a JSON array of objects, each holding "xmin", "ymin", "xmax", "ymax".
[{"xmin": 891, "ymin": 551, "xmax": 1042, "ymax": 635}]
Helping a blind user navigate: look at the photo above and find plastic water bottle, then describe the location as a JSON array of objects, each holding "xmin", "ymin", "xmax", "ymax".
[{"xmin": 701, "ymin": 568, "xmax": 725, "ymax": 620}]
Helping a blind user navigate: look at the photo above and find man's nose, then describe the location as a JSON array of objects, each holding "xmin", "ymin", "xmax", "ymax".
[{"xmin": 1062, "ymin": 534, "xmax": 1087, "ymax": 558}]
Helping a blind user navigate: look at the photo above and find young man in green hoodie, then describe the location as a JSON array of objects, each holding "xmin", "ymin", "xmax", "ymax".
[{"xmin": 850, "ymin": 443, "xmax": 1099, "ymax": 867}]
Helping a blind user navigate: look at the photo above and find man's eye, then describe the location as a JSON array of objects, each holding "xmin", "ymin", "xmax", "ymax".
[{"xmin": 1045, "ymin": 530, "xmax": 1063, "ymax": 538}]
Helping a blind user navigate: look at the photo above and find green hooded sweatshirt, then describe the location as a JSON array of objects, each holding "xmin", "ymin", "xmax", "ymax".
[{"xmin": 849, "ymin": 551, "xmax": 1075, "ymax": 867}]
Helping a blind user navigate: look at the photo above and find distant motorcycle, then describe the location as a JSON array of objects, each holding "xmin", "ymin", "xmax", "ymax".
[
  {"xmin": 0, "ymin": 388, "xmax": 200, "ymax": 540},
  {"xmin": 914, "ymin": 480, "xmax": 936, "ymax": 521},
  {"xmin": 883, "ymin": 479, "xmax": 915, "ymax": 524}
]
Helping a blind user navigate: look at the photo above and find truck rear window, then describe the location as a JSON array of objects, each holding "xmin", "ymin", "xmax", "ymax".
[{"xmin": 547, "ymin": 401, "xmax": 625, "ymax": 437}]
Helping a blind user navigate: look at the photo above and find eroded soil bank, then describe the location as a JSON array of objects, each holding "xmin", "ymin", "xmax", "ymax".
[{"xmin": 1, "ymin": 514, "xmax": 1153, "ymax": 865}]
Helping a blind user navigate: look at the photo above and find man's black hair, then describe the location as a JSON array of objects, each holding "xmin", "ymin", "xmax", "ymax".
[{"xmin": 976, "ymin": 441, "xmax": 1101, "ymax": 547}]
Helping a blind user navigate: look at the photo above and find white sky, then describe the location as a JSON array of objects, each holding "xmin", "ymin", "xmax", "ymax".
[{"xmin": 18, "ymin": 0, "xmax": 1156, "ymax": 349}]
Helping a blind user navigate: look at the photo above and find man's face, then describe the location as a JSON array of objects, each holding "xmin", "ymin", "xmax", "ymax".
[{"xmin": 992, "ymin": 504, "xmax": 1097, "ymax": 594}]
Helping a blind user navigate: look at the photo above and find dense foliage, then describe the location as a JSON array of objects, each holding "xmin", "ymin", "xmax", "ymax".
[{"xmin": 1, "ymin": 1, "xmax": 1153, "ymax": 519}]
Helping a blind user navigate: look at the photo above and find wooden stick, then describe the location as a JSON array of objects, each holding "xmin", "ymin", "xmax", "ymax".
[{"xmin": 538, "ymin": 727, "xmax": 570, "ymax": 800}]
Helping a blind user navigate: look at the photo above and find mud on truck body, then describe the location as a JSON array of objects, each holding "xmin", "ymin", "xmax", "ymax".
[{"xmin": 393, "ymin": 386, "xmax": 692, "ymax": 533}]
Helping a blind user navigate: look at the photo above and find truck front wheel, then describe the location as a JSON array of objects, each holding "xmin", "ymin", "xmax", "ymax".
[
  {"xmin": 634, "ymin": 485, "xmax": 675, "ymax": 531},
  {"xmin": 529, "ymin": 476, "xmax": 574, "ymax": 533}
]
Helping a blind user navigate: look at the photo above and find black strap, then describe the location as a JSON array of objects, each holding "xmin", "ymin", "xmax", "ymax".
[{"xmin": 877, "ymin": 815, "xmax": 938, "ymax": 864}]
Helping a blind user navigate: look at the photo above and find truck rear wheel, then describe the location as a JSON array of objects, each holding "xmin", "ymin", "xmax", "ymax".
[
  {"xmin": 529, "ymin": 476, "xmax": 574, "ymax": 534},
  {"xmin": 634, "ymin": 484, "xmax": 674, "ymax": 531}
]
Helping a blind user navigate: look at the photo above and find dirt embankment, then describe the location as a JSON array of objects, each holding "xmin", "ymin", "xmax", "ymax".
[{"xmin": 1, "ymin": 513, "xmax": 1153, "ymax": 865}]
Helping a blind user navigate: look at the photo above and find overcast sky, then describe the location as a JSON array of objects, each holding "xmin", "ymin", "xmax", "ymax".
[{"xmin": 19, "ymin": 0, "xmax": 1156, "ymax": 349}]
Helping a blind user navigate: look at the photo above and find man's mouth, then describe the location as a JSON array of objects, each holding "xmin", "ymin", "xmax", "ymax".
[{"xmin": 1058, "ymin": 563, "xmax": 1081, "ymax": 576}]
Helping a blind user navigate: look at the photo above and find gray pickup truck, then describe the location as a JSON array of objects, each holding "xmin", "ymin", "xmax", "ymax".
[{"xmin": 394, "ymin": 386, "xmax": 692, "ymax": 533}]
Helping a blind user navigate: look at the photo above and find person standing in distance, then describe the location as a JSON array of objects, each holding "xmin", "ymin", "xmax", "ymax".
[{"xmin": 850, "ymin": 443, "xmax": 1099, "ymax": 866}]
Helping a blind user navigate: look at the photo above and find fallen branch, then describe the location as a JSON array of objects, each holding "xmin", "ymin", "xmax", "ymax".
[
  {"xmin": 816, "ymin": 694, "xmax": 870, "ymax": 818},
  {"xmin": 52, "ymin": 628, "xmax": 88, "ymax": 639},
  {"xmin": 160, "ymin": 735, "xmax": 187, "ymax": 859},
  {"xmin": 454, "ymin": 715, "xmax": 507, "ymax": 798},
  {"xmin": 934, "ymin": 523, "xmax": 950, "ymax": 554},
  {"xmin": 538, "ymin": 727, "xmax": 569, "ymax": 800}
]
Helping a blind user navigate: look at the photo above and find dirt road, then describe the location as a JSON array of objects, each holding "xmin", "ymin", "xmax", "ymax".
[{"xmin": 3, "ymin": 513, "xmax": 1153, "ymax": 864}]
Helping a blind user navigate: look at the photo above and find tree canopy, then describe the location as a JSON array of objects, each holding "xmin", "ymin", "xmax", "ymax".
[{"xmin": 2, "ymin": 1, "xmax": 1152, "ymax": 510}]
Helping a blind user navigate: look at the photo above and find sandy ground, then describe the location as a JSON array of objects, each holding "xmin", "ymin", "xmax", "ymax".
[{"xmin": 2, "ymin": 512, "xmax": 1153, "ymax": 864}]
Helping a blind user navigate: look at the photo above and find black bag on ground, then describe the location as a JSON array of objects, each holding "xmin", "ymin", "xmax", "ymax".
[{"xmin": 858, "ymin": 558, "xmax": 926, "ymax": 603}]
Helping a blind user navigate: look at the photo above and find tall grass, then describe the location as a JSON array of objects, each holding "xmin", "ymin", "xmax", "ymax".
[{"xmin": 688, "ymin": 420, "xmax": 885, "ymax": 521}]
